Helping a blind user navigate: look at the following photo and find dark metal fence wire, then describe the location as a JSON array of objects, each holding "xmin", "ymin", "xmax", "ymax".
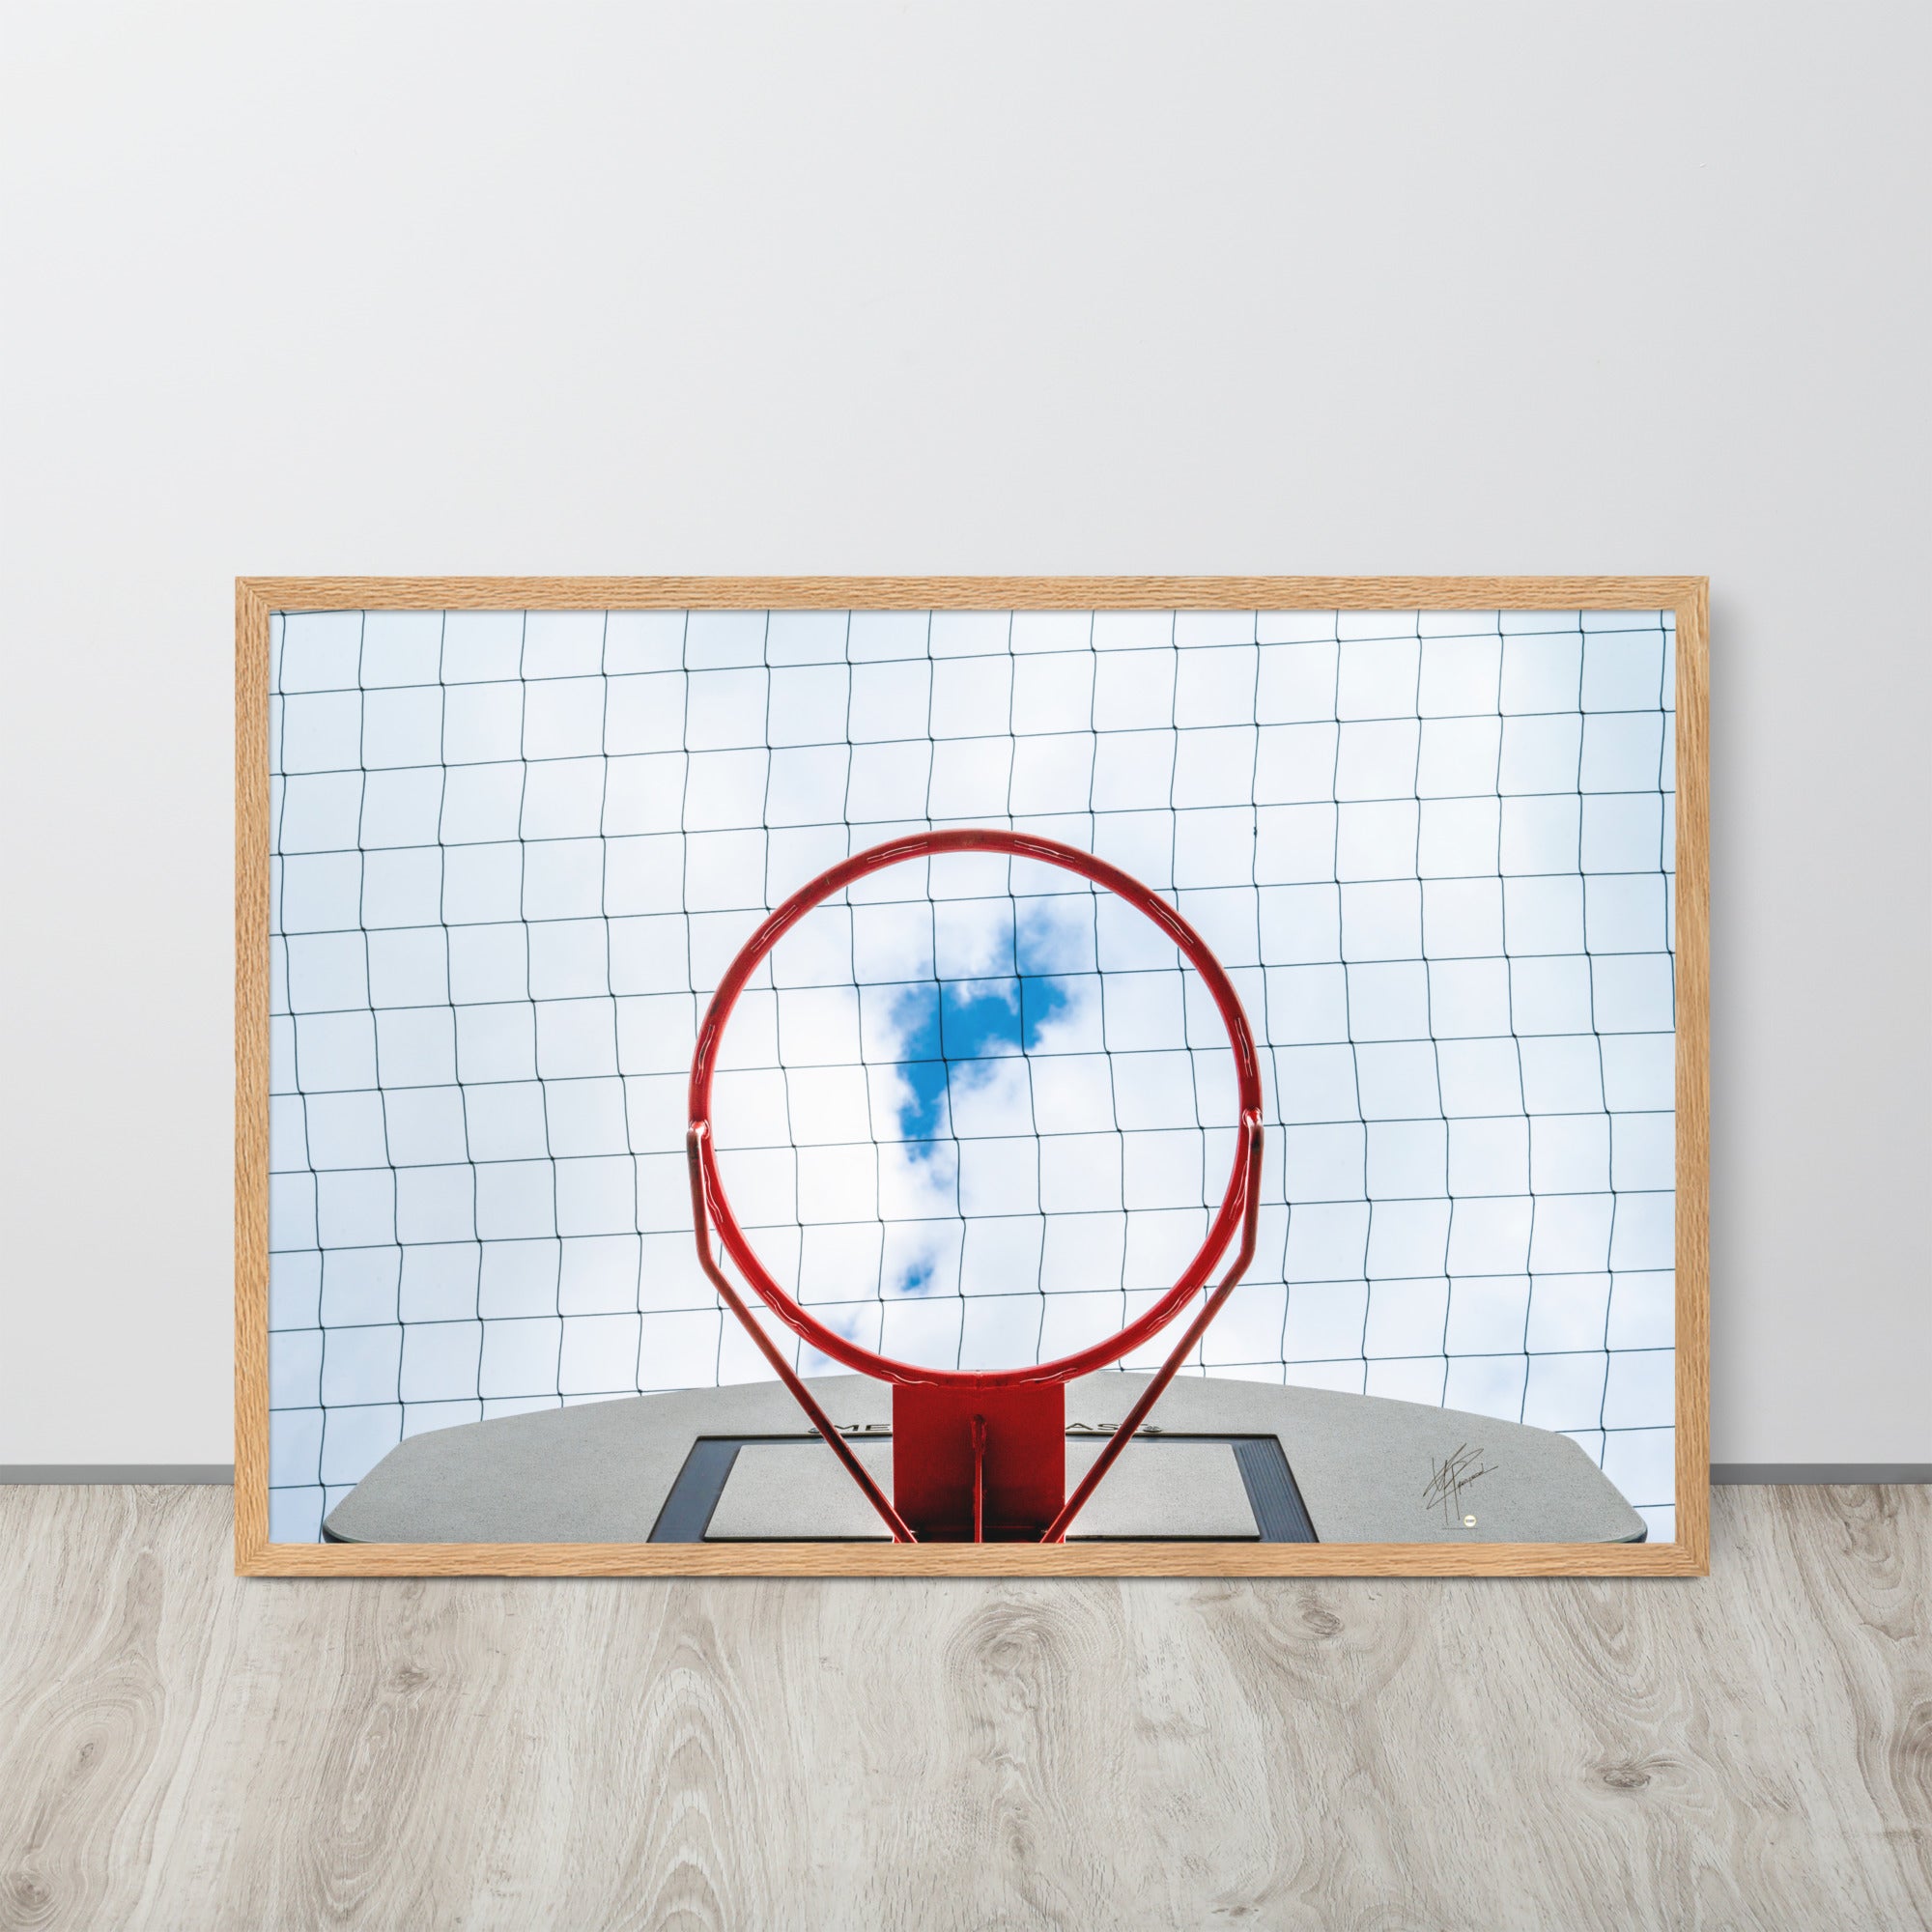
[{"xmin": 267, "ymin": 609, "xmax": 1677, "ymax": 1541}]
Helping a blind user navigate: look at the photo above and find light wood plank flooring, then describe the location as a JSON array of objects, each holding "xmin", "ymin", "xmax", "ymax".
[{"xmin": 0, "ymin": 1485, "xmax": 1926, "ymax": 1930}]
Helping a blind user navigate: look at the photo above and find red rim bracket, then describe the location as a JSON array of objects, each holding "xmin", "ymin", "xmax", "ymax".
[{"xmin": 686, "ymin": 828, "xmax": 1267, "ymax": 1542}]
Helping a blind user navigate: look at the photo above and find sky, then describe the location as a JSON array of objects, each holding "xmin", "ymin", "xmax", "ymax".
[{"xmin": 264, "ymin": 607, "xmax": 1680, "ymax": 1541}]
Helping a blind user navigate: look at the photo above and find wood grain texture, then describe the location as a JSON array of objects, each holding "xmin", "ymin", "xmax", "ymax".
[
  {"xmin": 235, "ymin": 578, "xmax": 1711, "ymax": 1577},
  {"xmin": 1671, "ymin": 583, "xmax": 1711, "ymax": 1572},
  {"xmin": 242, "ymin": 1538, "xmax": 1703, "ymax": 1580},
  {"xmin": 241, "ymin": 574, "xmax": 1706, "ymax": 612},
  {"xmin": 0, "ymin": 1485, "xmax": 1922, "ymax": 1931},
  {"xmin": 235, "ymin": 582, "xmax": 271, "ymax": 1575}
]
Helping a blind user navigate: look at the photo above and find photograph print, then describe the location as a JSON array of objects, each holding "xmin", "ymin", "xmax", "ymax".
[{"xmin": 239, "ymin": 579, "xmax": 1707, "ymax": 1575}]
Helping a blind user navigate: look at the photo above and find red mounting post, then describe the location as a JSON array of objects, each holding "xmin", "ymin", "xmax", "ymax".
[{"xmin": 893, "ymin": 1380, "xmax": 1065, "ymax": 1542}]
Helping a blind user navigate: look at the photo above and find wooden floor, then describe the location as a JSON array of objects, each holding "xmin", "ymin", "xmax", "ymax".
[{"xmin": 0, "ymin": 1488, "xmax": 1925, "ymax": 1930}]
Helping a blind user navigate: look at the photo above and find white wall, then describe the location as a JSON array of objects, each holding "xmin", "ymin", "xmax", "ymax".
[{"xmin": 2, "ymin": 4, "xmax": 1926, "ymax": 1466}]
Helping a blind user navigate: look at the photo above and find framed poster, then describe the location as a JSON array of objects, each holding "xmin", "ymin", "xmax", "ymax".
[{"xmin": 236, "ymin": 578, "xmax": 1707, "ymax": 1576}]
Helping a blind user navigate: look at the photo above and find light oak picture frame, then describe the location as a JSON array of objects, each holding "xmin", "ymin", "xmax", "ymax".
[{"xmin": 237, "ymin": 576, "xmax": 1709, "ymax": 1577}]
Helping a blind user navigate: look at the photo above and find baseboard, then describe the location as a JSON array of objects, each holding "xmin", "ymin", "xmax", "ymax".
[
  {"xmin": 1712, "ymin": 1464, "xmax": 1932, "ymax": 1485},
  {"xmin": 0, "ymin": 1464, "xmax": 236, "ymax": 1485}
]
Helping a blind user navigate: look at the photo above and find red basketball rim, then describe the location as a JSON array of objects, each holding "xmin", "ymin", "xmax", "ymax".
[{"xmin": 687, "ymin": 828, "xmax": 1265, "ymax": 1389}]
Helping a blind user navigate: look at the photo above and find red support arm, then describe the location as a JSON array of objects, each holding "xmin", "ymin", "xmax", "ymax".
[
  {"xmin": 1040, "ymin": 1112, "xmax": 1265, "ymax": 1545},
  {"xmin": 686, "ymin": 1126, "xmax": 917, "ymax": 1543}
]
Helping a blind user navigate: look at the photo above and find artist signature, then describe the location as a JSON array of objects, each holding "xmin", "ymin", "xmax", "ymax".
[{"xmin": 1422, "ymin": 1443, "xmax": 1493, "ymax": 1526}]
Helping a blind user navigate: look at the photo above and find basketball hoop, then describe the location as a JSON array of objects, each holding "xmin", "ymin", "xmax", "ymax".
[{"xmin": 687, "ymin": 828, "xmax": 1264, "ymax": 1543}]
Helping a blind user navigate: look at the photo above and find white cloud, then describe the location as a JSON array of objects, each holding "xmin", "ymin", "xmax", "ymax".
[{"xmin": 270, "ymin": 607, "xmax": 1683, "ymax": 1533}]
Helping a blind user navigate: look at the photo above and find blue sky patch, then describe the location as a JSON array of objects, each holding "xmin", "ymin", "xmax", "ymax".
[{"xmin": 890, "ymin": 972, "xmax": 1074, "ymax": 1154}]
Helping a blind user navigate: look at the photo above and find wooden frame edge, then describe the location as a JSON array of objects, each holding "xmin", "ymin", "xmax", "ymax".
[
  {"xmin": 240, "ymin": 575, "xmax": 1706, "ymax": 613},
  {"xmin": 234, "ymin": 576, "xmax": 1711, "ymax": 1578},
  {"xmin": 237, "ymin": 1541, "xmax": 1703, "ymax": 1579},
  {"xmin": 1671, "ymin": 581, "xmax": 1712, "ymax": 1574},
  {"xmin": 235, "ymin": 581, "xmax": 273, "ymax": 1573}
]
